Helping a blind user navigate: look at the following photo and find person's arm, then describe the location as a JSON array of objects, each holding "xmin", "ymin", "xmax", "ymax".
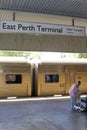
[{"xmin": 72, "ymin": 85, "xmax": 78, "ymax": 97}]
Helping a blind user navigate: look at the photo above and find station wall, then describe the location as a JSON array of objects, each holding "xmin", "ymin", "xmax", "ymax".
[{"xmin": 0, "ymin": 10, "xmax": 87, "ymax": 52}]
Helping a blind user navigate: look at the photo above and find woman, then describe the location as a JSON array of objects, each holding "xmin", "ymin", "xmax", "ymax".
[{"xmin": 69, "ymin": 81, "xmax": 81, "ymax": 110}]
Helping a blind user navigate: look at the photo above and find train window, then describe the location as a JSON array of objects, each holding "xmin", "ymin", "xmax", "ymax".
[
  {"xmin": 6, "ymin": 74, "xmax": 22, "ymax": 84},
  {"xmin": 45, "ymin": 74, "xmax": 59, "ymax": 83}
]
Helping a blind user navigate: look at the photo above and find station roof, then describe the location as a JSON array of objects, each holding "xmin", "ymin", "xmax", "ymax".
[{"xmin": 0, "ymin": 0, "xmax": 87, "ymax": 19}]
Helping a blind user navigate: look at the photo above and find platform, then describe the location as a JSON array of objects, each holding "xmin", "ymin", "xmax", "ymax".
[{"xmin": 0, "ymin": 96, "xmax": 86, "ymax": 130}]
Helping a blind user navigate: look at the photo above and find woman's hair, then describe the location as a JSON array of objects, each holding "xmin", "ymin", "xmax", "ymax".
[{"xmin": 78, "ymin": 81, "xmax": 81, "ymax": 85}]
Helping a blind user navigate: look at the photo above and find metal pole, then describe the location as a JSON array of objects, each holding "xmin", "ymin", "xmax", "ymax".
[{"xmin": 13, "ymin": 12, "xmax": 15, "ymax": 21}]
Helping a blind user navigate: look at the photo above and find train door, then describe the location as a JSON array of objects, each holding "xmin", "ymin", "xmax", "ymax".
[
  {"xmin": 76, "ymin": 72, "xmax": 87, "ymax": 93},
  {"xmin": 58, "ymin": 72, "xmax": 66, "ymax": 95},
  {"xmin": 65, "ymin": 66, "xmax": 76, "ymax": 94}
]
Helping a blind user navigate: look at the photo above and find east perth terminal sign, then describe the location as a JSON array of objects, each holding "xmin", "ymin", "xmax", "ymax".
[{"xmin": 0, "ymin": 21, "xmax": 85, "ymax": 37}]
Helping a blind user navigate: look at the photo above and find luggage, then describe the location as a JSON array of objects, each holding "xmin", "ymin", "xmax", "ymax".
[
  {"xmin": 74, "ymin": 103, "xmax": 87, "ymax": 112},
  {"xmin": 73, "ymin": 92, "xmax": 87, "ymax": 112}
]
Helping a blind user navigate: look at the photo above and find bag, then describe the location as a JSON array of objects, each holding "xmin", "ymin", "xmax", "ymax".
[
  {"xmin": 74, "ymin": 102, "xmax": 87, "ymax": 112},
  {"xmin": 75, "ymin": 91, "xmax": 81, "ymax": 99}
]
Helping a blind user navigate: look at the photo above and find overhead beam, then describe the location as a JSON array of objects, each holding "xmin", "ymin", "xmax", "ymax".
[{"xmin": 0, "ymin": 33, "xmax": 86, "ymax": 53}]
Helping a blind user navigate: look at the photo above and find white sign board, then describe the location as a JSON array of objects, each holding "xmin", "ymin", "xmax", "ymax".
[{"xmin": 0, "ymin": 21, "xmax": 85, "ymax": 37}]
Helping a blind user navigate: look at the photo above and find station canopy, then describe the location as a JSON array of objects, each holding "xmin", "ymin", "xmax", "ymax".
[{"xmin": 0, "ymin": 0, "xmax": 87, "ymax": 19}]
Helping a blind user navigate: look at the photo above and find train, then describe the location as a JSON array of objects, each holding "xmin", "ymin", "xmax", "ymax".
[{"xmin": 0, "ymin": 57, "xmax": 87, "ymax": 98}]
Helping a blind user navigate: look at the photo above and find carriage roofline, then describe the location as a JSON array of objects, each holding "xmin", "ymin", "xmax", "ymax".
[
  {"xmin": 40, "ymin": 58, "xmax": 87, "ymax": 65},
  {"xmin": 0, "ymin": 57, "xmax": 87, "ymax": 64},
  {"xmin": 0, "ymin": 57, "xmax": 31, "ymax": 64}
]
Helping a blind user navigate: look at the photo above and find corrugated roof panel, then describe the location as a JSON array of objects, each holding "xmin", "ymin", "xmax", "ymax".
[{"xmin": 0, "ymin": 0, "xmax": 87, "ymax": 18}]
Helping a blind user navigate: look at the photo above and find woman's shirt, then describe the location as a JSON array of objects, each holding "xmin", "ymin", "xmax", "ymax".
[{"xmin": 69, "ymin": 83, "xmax": 79, "ymax": 97}]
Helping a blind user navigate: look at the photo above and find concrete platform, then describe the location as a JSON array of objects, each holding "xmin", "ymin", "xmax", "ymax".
[{"xmin": 0, "ymin": 96, "xmax": 87, "ymax": 130}]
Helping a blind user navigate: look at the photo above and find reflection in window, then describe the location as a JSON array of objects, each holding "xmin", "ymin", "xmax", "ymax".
[
  {"xmin": 6, "ymin": 74, "xmax": 22, "ymax": 84},
  {"xmin": 45, "ymin": 74, "xmax": 59, "ymax": 83}
]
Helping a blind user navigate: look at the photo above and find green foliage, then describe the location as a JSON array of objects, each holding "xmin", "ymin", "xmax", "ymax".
[
  {"xmin": 78, "ymin": 53, "xmax": 87, "ymax": 58},
  {"xmin": 0, "ymin": 51, "xmax": 32, "ymax": 59},
  {"xmin": 0, "ymin": 51, "xmax": 29, "ymax": 57},
  {"xmin": 61, "ymin": 53, "xmax": 87, "ymax": 58},
  {"xmin": 0, "ymin": 51, "xmax": 87, "ymax": 59},
  {"xmin": 0, "ymin": 51, "xmax": 41, "ymax": 59},
  {"xmin": 61, "ymin": 53, "xmax": 79, "ymax": 58}
]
